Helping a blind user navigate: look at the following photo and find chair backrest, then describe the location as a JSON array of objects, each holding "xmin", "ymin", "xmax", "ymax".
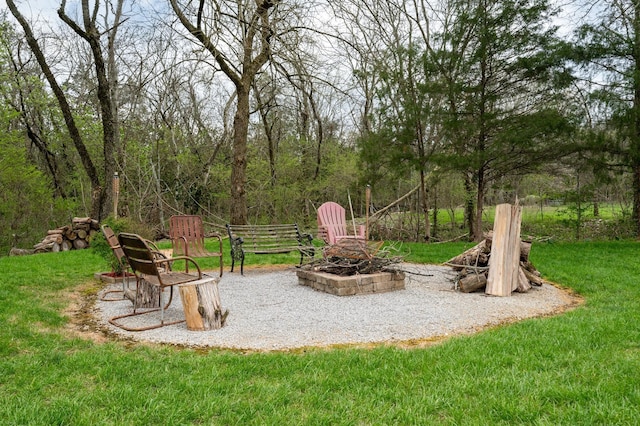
[
  {"xmin": 117, "ymin": 232, "xmax": 160, "ymax": 278},
  {"xmin": 317, "ymin": 202, "xmax": 348, "ymax": 244},
  {"xmin": 101, "ymin": 224, "xmax": 126, "ymax": 267},
  {"xmin": 169, "ymin": 215, "xmax": 206, "ymax": 256}
]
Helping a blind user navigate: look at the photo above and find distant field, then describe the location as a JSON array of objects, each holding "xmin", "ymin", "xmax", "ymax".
[{"xmin": 369, "ymin": 203, "xmax": 633, "ymax": 242}]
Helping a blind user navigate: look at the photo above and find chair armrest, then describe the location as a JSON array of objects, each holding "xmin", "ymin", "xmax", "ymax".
[
  {"xmin": 145, "ymin": 239, "xmax": 161, "ymax": 251},
  {"xmin": 299, "ymin": 232, "xmax": 313, "ymax": 245},
  {"xmin": 155, "ymin": 255, "xmax": 202, "ymax": 278},
  {"xmin": 230, "ymin": 236, "xmax": 244, "ymax": 248},
  {"xmin": 169, "ymin": 236, "xmax": 188, "ymax": 256}
]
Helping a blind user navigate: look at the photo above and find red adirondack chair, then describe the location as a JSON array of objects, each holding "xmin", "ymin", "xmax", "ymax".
[{"xmin": 317, "ymin": 201, "xmax": 366, "ymax": 245}]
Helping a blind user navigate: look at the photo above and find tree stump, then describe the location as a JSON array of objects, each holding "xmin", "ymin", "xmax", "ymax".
[
  {"xmin": 179, "ymin": 276, "xmax": 226, "ymax": 331},
  {"xmin": 124, "ymin": 278, "xmax": 161, "ymax": 308}
]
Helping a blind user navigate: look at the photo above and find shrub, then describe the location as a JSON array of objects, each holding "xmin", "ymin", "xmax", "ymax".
[{"xmin": 90, "ymin": 216, "xmax": 156, "ymax": 273}]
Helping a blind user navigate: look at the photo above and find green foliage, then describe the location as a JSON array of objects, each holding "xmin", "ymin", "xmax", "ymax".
[
  {"xmin": 570, "ymin": 1, "xmax": 640, "ymax": 234},
  {"xmin": 242, "ymin": 135, "xmax": 367, "ymax": 226},
  {"xmin": 0, "ymin": 124, "xmax": 73, "ymax": 254},
  {"xmin": 89, "ymin": 216, "xmax": 154, "ymax": 273}
]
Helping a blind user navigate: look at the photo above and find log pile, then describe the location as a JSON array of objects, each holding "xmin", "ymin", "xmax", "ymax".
[
  {"xmin": 33, "ymin": 217, "xmax": 100, "ymax": 253},
  {"xmin": 445, "ymin": 235, "xmax": 544, "ymax": 294}
]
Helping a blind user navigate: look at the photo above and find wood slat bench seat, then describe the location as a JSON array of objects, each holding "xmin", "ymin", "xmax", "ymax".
[{"xmin": 226, "ymin": 223, "xmax": 315, "ymax": 274}]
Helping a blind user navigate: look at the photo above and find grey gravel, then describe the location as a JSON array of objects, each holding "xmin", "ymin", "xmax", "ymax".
[{"xmin": 94, "ymin": 264, "xmax": 575, "ymax": 351}]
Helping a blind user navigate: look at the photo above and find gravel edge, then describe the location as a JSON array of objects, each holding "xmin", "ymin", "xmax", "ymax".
[{"xmin": 93, "ymin": 264, "xmax": 578, "ymax": 351}]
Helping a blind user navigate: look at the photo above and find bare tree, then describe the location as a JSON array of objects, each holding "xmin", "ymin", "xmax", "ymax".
[
  {"xmin": 169, "ymin": 0, "xmax": 284, "ymax": 224},
  {"xmin": 7, "ymin": 0, "xmax": 127, "ymax": 220},
  {"xmin": 333, "ymin": 0, "xmax": 443, "ymax": 240}
]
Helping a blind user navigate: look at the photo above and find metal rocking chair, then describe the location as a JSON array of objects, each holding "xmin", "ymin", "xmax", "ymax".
[{"xmin": 108, "ymin": 232, "xmax": 202, "ymax": 331}]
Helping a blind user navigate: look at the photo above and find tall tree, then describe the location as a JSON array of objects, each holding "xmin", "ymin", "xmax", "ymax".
[
  {"xmin": 169, "ymin": 0, "xmax": 281, "ymax": 224},
  {"xmin": 432, "ymin": 0, "xmax": 574, "ymax": 240},
  {"xmin": 7, "ymin": 0, "xmax": 126, "ymax": 220},
  {"xmin": 572, "ymin": 0, "xmax": 640, "ymax": 236},
  {"xmin": 0, "ymin": 20, "xmax": 69, "ymax": 198},
  {"xmin": 343, "ymin": 0, "xmax": 573, "ymax": 240},
  {"xmin": 336, "ymin": 0, "xmax": 442, "ymax": 240}
]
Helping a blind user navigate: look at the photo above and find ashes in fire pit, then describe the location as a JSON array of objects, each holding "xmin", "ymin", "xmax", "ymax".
[{"xmin": 297, "ymin": 238, "xmax": 405, "ymax": 296}]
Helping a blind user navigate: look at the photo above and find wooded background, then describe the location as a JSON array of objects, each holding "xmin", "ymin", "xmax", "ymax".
[{"xmin": 0, "ymin": 0, "xmax": 638, "ymax": 254}]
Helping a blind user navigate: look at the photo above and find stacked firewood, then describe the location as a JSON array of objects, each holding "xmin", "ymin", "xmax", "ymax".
[
  {"xmin": 445, "ymin": 235, "xmax": 544, "ymax": 293},
  {"xmin": 33, "ymin": 217, "xmax": 100, "ymax": 253}
]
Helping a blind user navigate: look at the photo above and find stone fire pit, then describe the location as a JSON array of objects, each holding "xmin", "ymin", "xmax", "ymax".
[{"xmin": 297, "ymin": 269, "xmax": 405, "ymax": 296}]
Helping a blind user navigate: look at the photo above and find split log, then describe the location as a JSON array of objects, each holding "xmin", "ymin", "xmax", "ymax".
[
  {"xmin": 445, "ymin": 240, "xmax": 490, "ymax": 269},
  {"xmin": 521, "ymin": 265, "xmax": 544, "ymax": 286},
  {"xmin": 30, "ymin": 218, "xmax": 96, "ymax": 254},
  {"xmin": 34, "ymin": 241, "xmax": 56, "ymax": 252},
  {"xmin": 179, "ymin": 276, "xmax": 227, "ymax": 330},
  {"xmin": 458, "ymin": 273, "xmax": 487, "ymax": 293},
  {"xmin": 486, "ymin": 203, "xmax": 522, "ymax": 296},
  {"xmin": 516, "ymin": 267, "xmax": 532, "ymax": 293},
  {"xmin": 446, "ymin": 222, "xmax": 543, "ymax": 294},
  {"xmin": 74, "ymin": 224, "xmax": 90, "ymax": 233},
  {"xmin": 520, "ymin": 241, "xmax": 531, "ymax": 261},
  {"xmin": 43, "ymin": 234, "xmax": 63, "ymax": 244}
]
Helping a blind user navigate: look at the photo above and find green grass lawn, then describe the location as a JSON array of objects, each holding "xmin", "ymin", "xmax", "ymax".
[{"xmin": 1, "ymin": 240, "xmax": 639, "ymax": 424}]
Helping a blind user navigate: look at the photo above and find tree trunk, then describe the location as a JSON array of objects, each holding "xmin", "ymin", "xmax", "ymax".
[
  {"xmin": 59, "ymin": 3, "xmax": 119, "ymax": 221},
  {"xmin": 231, "ymin": 85, "xmax": 250, "ymax": 225},
  {"xmin": 7, "ymin": 0, "xmax": 103, "ymax": 218},
  {"xmin": 124, "ymin": 279, "xmax": 161, "ymax": 308},
  {"xmin": 634, "ymin": 3, "xmax": 640, "ymax": 238},
  {"xmin": 464, "ymin": 173, "xmax": 476, "ymax": 240},
  {"xmin": 459, "ymin": 273, "xmax": 487, "ymax": 293},
  {"xmin": 474, "ymin": 169, "xmax": 486, "ymax": 242},
  {"xmin": 169, "ymin": 0, "xmax": 275, "ymax": 226},
  {"xmin": 420, "ymin": 170, "xmax": 431, "ymax": 242},
  {"xmin": 634, "ymin": 165, "xmax": 640, "ymax": 237}
]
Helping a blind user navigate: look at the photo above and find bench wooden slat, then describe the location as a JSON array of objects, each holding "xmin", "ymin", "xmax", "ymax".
[{"xmin": 226, "ymin": 223, "xmax": 315, "ymax": 274}]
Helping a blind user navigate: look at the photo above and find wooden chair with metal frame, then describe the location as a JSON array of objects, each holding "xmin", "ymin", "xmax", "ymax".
[
  {"xmin": 169, "ymin": 215, "xmax": 223, "ymax": 277},
  {"xmin": 108, "ymin": 232, "xmax": 203, "ymax": 331}
]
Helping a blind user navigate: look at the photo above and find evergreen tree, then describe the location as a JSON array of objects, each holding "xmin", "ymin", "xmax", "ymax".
[
  {"xmin": 572, "ymin": 0, "xmax": 640, "ymax": 236},
  {"xmin": 437, "ymin": 0, "xmax": 574, "ymax": 240}
]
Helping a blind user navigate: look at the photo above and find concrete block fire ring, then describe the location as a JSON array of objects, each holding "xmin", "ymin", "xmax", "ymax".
[{"xmin": 296, "ymin": 269, "xmax": 405, "ymax": 296}]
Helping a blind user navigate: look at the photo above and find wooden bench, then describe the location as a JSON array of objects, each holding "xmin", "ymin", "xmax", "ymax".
[{"xmin": 226, "ymin": 223, "xmax": 315, "ymax": 274}]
